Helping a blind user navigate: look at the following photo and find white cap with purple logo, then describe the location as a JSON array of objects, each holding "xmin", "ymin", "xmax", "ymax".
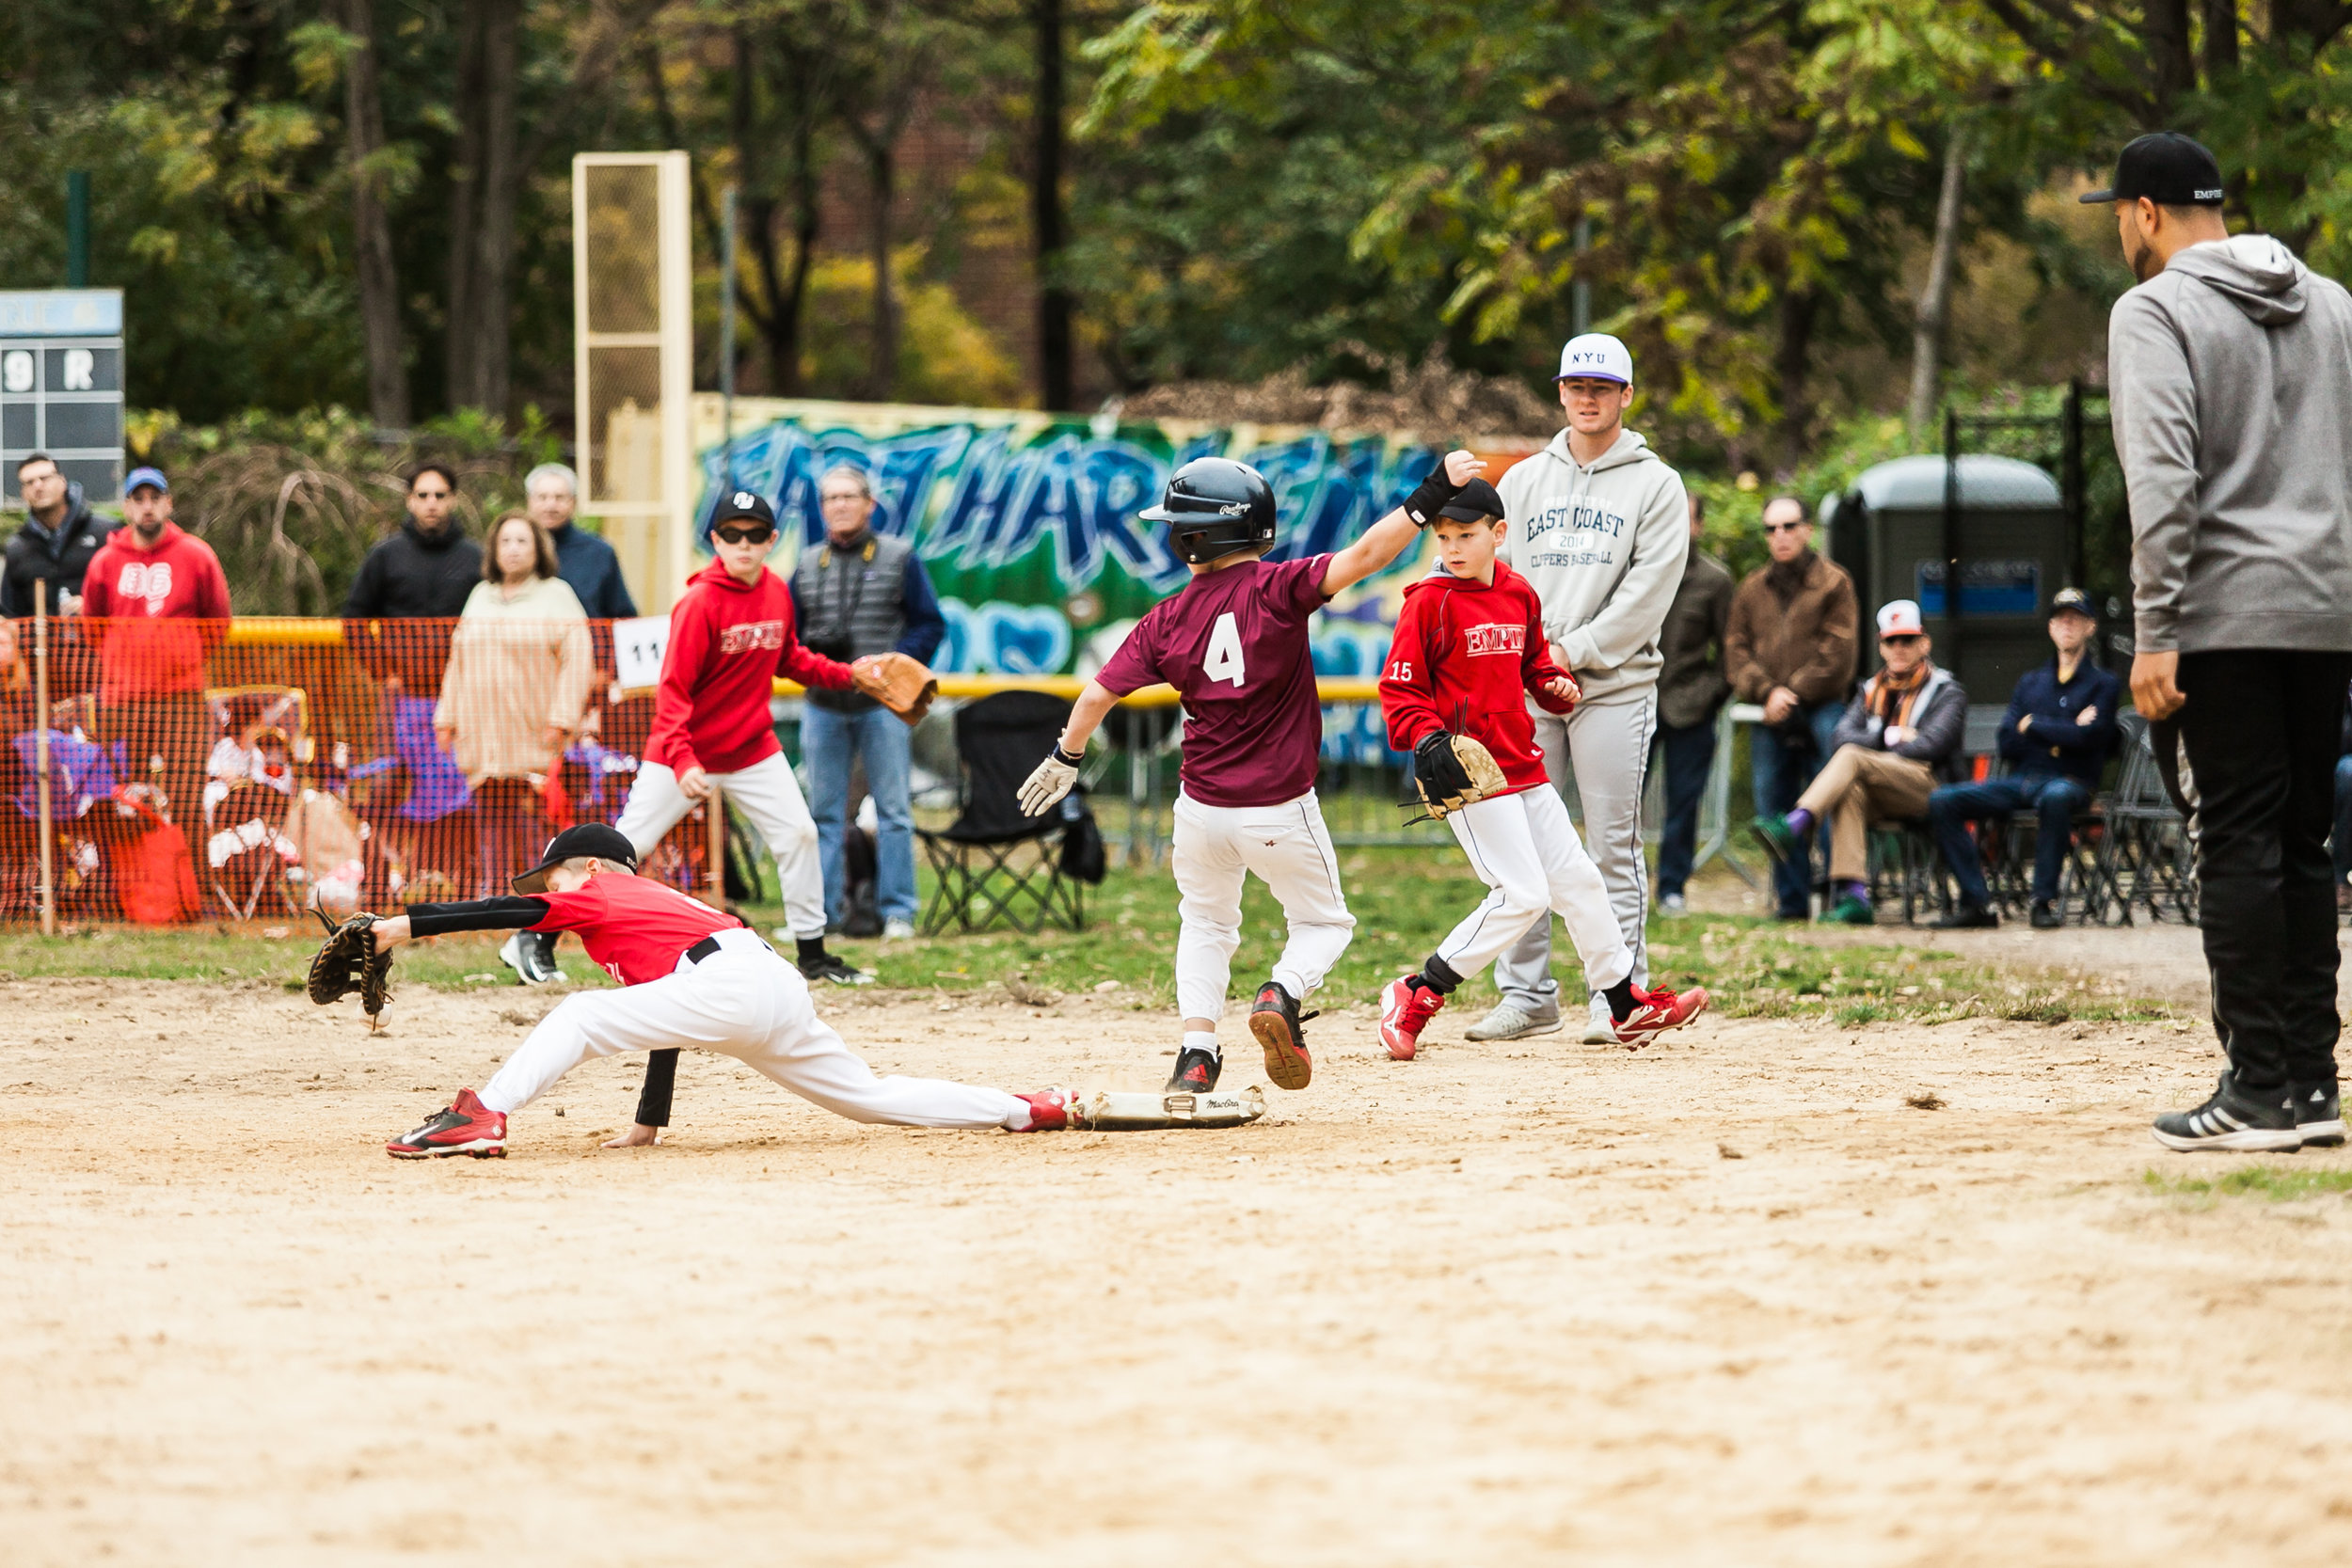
[{"xmin": 1555, "ymin": 333, "xmax": 1633, "ymax": 387}]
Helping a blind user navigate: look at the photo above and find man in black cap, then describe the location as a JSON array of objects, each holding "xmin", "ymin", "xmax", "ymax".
[
  {"xmin": 2089, "ymin": 133, "xmax": 2352, "ymax": 1150},
  {"xmin": 1925, "ymin": 588, "xmax": 2121, "ymax": 928}
]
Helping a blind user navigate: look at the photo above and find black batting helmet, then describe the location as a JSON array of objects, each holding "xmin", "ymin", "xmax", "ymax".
[{"xmin": 1141, "ymin": 457, "xmax": 1278, "ymax": 564}]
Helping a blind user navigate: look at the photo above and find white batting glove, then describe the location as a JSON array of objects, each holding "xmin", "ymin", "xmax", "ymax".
[{"xmin": 1017, "ymin": 746, "xmax": 1083, "ymax": 816}]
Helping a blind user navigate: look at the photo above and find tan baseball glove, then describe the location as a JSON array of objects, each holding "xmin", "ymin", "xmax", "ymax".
[
  {"xmin": 1408, "ymin": 731, "xmax": 1510, "ymax": 821},
  {"xmin": 852, "ymin": 652, "xmax": 941, "ymax": 726}
]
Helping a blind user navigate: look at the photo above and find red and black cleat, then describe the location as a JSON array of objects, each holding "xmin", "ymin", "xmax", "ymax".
[
  {"xmin": 1610, "ymin": 985, "xmax": 1710, "ymax": 1048},
  {"xmin": 1378, "ymin": 974, "xmax": 1445, "ymax": 1062},
  {"xmin": 1248, "ymin": 980, "xmax": 1316, "ymax": 1091},
  {"xmin": 387, "ymin": 1087, "xmax": 508, "ymax": 1159},
  {"xmin": 1166, "ymin": 1047, "xmax": 1221, "ymax": 1095}
]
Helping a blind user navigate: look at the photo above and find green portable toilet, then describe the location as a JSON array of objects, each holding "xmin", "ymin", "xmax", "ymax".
[{"xmin": 1822, "ymin": 454, "xmax": 2068, "ymax": 740}]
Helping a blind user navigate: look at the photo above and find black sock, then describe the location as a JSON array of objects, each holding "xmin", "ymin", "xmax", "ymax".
[
  {"xmin": 795, "ymin": 936, "xmax": 828, "ymax": 966},
  {"xmin": 1604, "ymin": 977, "xmax": 1640, "ymax": 1022},
  {"xmin": 1417, "ymin": 955, "xmax": 1464, "ymax": 996}
]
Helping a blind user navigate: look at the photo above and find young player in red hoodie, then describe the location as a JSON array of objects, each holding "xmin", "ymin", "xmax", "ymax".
[
  {"xmin": 612, "ymin": 489, "xmax": 870, "ymax": 988},
  {"xmin": 1375, "ymin": 482, "xmax": 1708, "ymax": 1058}
]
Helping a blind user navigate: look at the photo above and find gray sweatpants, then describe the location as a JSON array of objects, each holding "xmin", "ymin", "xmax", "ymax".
[{"xmin": 1492, "ymin": 690, "xmax": 1657, "ymax": 1013}]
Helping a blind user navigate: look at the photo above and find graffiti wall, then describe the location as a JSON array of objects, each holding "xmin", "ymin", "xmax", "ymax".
[{"xmin": 687, "ymin": 397, "xmax": 1534, "ymax": 759}]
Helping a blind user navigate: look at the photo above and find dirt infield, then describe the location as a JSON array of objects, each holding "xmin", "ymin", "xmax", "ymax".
[{"xmin": 7, "ymin": 973, "xmax": 2352, "ymax": 1565}]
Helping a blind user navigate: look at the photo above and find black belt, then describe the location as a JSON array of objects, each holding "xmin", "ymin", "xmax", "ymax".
[{"xmin": 684, "ymin": 931, "xmax": 771, "ymax": 965}]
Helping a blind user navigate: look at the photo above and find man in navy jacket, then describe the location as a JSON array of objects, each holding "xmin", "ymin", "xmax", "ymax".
[{"xmin": 1929, "ymin": 589, "xmax": 2122, "ymax": 927}]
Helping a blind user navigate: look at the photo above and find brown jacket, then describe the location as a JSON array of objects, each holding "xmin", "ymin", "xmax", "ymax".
[
  {"xmin": 1724, "ymin": 550, "xmax": 1858, "ymax": 707},
  {"xmin": 1657, "ymin": 542, "xmax": 1736, "ymax": 729}
]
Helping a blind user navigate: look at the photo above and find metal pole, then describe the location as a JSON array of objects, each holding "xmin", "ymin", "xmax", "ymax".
[
  {"xmin": 1571, "ymin": 214, "xmax": 1592, "ymax": 337},
  {"xmin": 719, "ymin": 184, "xmax": 739, "ymax": 489},
  {"xmin": 2063, "ymin": 376, "xmax": 2086, "ymax": 590},
  {"xmin": 66, "ymin": 171, "xmax": 90, "ymax": 288},
  {"xmin": 1943, "ymin": 405, "xmax": 1963, "ymax": 679},
  {"xmin": 34, "ymin": 580, "xmax": 54, "ymax": 934}
]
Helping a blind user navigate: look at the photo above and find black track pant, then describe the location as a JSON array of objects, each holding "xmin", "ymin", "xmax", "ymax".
[{"xmin": 2175, "ymin": 649, "xmax": 2352, "ymax": 1088}]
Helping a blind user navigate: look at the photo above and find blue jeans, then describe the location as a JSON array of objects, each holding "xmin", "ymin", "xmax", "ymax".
[
  {"xmin": 1751, "ymin": 702, "xmax": 1844, "ymax": 914},
  {"xmin": 1652, "ymin": 716, "xmax": 1718, "ymax": 898},
  {"xmin": 803, "ymin": 703, "xmax": 917, "ymax": 926},
  {"xmin": 1928, "ymin": 774, "xmax": 2091, "ymax": 908},
  {"xmin": 2334, "ymin": 754, "xmax": 2352, "ymax": 887}
]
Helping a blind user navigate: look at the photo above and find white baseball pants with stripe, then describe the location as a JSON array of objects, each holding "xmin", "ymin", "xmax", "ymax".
[
  {"xmin": 478, "ymin": 928, "xmax": 1025, "ymax": 1128},
  {"xmin": 615, "ymin": 752, "xmax": 826, "ymax": 939},
  {"xmin": 1171, "ymin": 789, "xmax": 1357, "ymax": 1022},
  {"xmin": 1493, "ymin": 690, "xmax": 1656, "ymax": 1008},
  {"xmin": 1436, "ymin": 784, "xmax": 1635, "ymax": 991}
]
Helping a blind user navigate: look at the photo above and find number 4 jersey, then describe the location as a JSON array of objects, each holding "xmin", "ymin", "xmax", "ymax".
[{"xmin": 1093, "ymin": 553, "xmax": 1334, "ymax": 808}]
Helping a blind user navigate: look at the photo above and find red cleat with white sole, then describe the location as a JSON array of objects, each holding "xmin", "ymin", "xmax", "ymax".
[
  {"xmin": 387, "ymin": 1087, "xmax": 508, "ymax": 1159},
  {"xmin": 1378, "ymin": 974, "xmax": 1445, "ymax": 1061},
  {"xmin": 1610, "ymin": 985, "xmax": 1709, "ymax": 1047},
  {"xmin": 1012, "ymin": 1088, "xmax": 1085, "ymax": 1132}
]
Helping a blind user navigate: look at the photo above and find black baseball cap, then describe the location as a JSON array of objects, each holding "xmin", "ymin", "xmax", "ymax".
[
  {"xmin": 1438, "ymin": 478, "xmax": 1507, "ymax": 523},
  {"xmin": 512, "ymin": 824, "xmax": 640, "ymax": 894},
  {"xmin": 709, "ymin": 488, "xmax": 777, "ymax": 530},
  {"xmin": 2048, "ymin": 587, "xmax": 2097, "ymax": 620},
  {"xmin": 2079, "ymin": 133, "xmax": 2226, "ymax": 207}
]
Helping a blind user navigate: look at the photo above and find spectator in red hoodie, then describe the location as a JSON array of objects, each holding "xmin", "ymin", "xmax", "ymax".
[
  {"xmin": 1374, "ymin": 481, "xmax": 1707, "ymax": 1060},
  {"xmin": 80, "ymin": 467, "xmax": 230, "ymax": 825}
]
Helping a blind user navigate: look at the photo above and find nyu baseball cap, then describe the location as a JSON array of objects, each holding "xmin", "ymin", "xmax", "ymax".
[
  {"xmin": 1555, "ymin": 333, "xmax": 1633, "ymax": 387},
  {"xmin": 2079, "ymin": 132, "xmax": 2226, "ymax": 207},
  {"xmin": 2048, "ymin": 587, "xmax": 2098, "ymax": 620},
  {"xmin": 512, "ymin": 823, "xmax": 640, "ymax": 895},
  {"xmin": 1437, "ymin": 478, "xmax": 1508, "ymax": 523},
  {"xmin": 709, "ymin": 488, "xmax": 777, "ymax": 530},
  {"xmin": 124, "ymin": 466, "xmax": 168, "ymax": 495},
  {"xmin": 1876, "ymin": 599, "xmax": 1925, "ymax": 638}
]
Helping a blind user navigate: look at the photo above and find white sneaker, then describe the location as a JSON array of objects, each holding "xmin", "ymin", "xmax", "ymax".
[
  {"xmin": 1462, "ymin": 1001, "xmax": 1564, "ymax": 1042},
  {"xmin": 1658, "ymin": 892, "xmax": 1688, "ymax": 914},
  {"xmin": 882, "ymin": 918, "xmax": 916, "ymax": 941},
  {"xmin": 499, "ymin": 930, "xmax": 561, "ymax": 985},
  {"xmin": 1580, "ymin": 992, "xmax": 1615, "ymax": 1043}
]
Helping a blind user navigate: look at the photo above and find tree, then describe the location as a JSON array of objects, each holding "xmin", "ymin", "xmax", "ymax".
[{"xmin": 337, "ymin": 0, "xmax": 410, "ymax": 429}]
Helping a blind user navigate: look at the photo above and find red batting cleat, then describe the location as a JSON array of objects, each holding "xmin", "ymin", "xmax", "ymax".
[
  {"xmin": 387, "ymin": 1088, "xmax": 508, "ymax": 1159},
  {"xmin": 1610, "ymin": 985, "xmax": 1710, "ymax": 1048},
  {"xmin": 1378, "ymin": 974, "xmax": 1444, "ymax": 1061},
  {"xmin": 1012, "ymin": 1088, "xmax": 1084, "ymax": 1132}
]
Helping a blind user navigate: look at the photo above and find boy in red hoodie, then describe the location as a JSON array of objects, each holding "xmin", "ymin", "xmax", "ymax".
[
  {"xmin": 612, "ymin": 490, "xmax": 872, "ymax": 989},
  {"xmin": 1375, "ymin": 481, "xmax": 1708, "ymax": 1058},
  {"xmin": 79, "ymin": 466, "xmax": 230, "ymax": 826}
]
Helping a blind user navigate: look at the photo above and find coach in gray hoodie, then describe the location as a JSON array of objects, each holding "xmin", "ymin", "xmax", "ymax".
[{"xmin": 2098, "ymin": 133, "xmax": 2352, "ymax": 1154}]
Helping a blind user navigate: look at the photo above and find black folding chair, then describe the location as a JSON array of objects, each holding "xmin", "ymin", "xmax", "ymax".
[
  {"xmin": 917, "ymin": 690, "xmax": 1087, "ymax": 936},
  {"xmin": 1868, "ymin": 819, "xmax": 1950, "ymax": 925},
  {"xmin": 2098, "ymin": 712, "xmax": 2200, "ymax": 924}
]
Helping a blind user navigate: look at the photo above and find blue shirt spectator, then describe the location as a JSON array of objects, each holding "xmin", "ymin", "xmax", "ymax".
[
  {"xmin": 1929, "ymin": 589, "xmax": 2121, "ymax": 928},
  {"xmin": 526, "ymin": 463, "xmax": 638, "ymax": 620}
]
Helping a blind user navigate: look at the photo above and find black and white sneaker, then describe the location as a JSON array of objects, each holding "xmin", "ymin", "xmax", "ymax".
[
  {"xmin": 1166, "ymin": 1047, "xmax": 1221, "ymax": 1094},
  {"xmin": 499, "ymin": 929, "xmax": 562, "ymax": 985},
  {"xmin": 2152, "ymin": 1071, "xmax": 2301, "ymax": 1152},
  {"xmin": 2290, "ymin": 1081, "xmax": 2346, "ymax": 1148},
  {"xmin": 799, "ymin": 951, "xmax": 875, "ymax": 987}
]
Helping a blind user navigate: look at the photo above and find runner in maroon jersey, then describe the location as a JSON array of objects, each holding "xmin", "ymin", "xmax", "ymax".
[{"xmin": 1015, "ymin": 449, "xmax": 1486, "ymax": 1094}]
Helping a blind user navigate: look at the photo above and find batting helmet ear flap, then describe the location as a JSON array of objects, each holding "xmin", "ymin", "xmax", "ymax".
[{"xmin": 1143, "ymin": 457, "xmax": 1279, "ymax": 564}]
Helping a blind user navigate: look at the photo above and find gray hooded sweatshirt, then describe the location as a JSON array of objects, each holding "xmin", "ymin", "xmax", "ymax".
[
  {"xmin": 1494, "ymin": 426, "xmax": 1690, "ymax": 705},
  {"xmin": 2107, "ymin": 233, "xmax": 2352, "ymax": 654}
]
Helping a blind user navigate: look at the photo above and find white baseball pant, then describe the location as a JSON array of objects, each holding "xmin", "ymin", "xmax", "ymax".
[
  {"xmin": 615, "ymin": 752, "xmax": 825, "ymax": 939},
  {"xmin": 1171, "ymin": 789, "xmax": 1356, "ymax": 1023},
  {"xmin": 1492, "ymin": 690, "xmax": 1656, "ymax": 1011},
  {"xmin": 1435, "ymin": 784, "xmax": 1634, "ymax": 990},
  {"xmin": 478, "ymin": 928, "xmax": 1025, "ymax": 1128}
]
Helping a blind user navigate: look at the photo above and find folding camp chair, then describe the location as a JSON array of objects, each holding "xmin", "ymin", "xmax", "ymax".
[
  {"xmin": 2097, "ymin": 712, "xmax": 2199, "ymax": 924},
  {"xmin": 1867, "ymin": 819, "xmax": 1949, "ymax": 925},
  {"xmin": 917, "ymin": 690, "xmax": 1086, "ymax": 936},
  {"xmin": 201, "ymin": 687, "xmax": 310, "ymax": 920}
]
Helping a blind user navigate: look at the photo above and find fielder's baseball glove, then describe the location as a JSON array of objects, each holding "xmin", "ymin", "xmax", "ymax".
[
  {"xmin": 1408, "ymin": 731, "xmax": 1509, "ymax": 821},
  {"xmin": 308, "ymin": 908, "xmax": 394, "ymax": 1019},
  {"xmin": 852, "ymin": 652, "xmax": 940, "ymax": 726}
]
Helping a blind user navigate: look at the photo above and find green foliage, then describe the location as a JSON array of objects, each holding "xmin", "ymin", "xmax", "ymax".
[
  {"xmin": 2143, "ymin": 1165, "xmax": 2352, "ymax": 1203},
  {"xmin": 794, "ymin": 249, "xmax": 1027, "ymax": 407}
]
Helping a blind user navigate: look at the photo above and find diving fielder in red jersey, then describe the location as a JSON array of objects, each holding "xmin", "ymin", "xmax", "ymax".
[{"xmin": 1013, "ymin": 448, "xmax": 1488, "ymax": 1095}]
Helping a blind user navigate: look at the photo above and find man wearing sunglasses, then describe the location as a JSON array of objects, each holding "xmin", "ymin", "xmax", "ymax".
[
  {"xmin": 1724, "ymin": 496, "xmax": 1860, "ymax": 918},
  {"xmin": 1750, "ymin": 600, "xmax": 1965, "ymax": 924}
]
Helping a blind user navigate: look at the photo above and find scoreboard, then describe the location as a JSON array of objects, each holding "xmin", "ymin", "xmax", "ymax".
[{"xmin": 0, "ymin": 289, "xmax": 124, "ymax": 505}]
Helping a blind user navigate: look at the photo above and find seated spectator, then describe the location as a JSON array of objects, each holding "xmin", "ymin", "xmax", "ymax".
[
  {"xmin": 434, "ymin": 512, "xmax": 590, "ymax": 903},
  {"xmin": 1927, "ymin": 588, "xmax": 2121, "ymax": 929},
  {"xmin": 1749, "ymin": 599, "xmax": 1965, "ymax": 924}
]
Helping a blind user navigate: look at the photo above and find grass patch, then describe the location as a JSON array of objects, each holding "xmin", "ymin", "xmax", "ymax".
[{"xmin": 2143, "ymin": 1165, "xmax": 2352, "ymax": 1203}]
